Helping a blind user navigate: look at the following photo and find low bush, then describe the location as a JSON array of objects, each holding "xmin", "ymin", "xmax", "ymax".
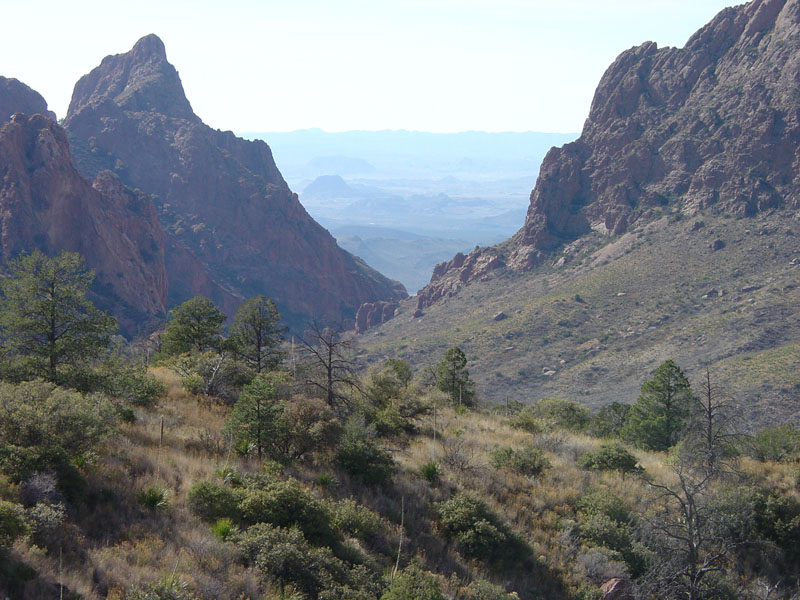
[
  {"xmin": 508, "ymin": 407, "xmax": 543, "ymax": 434},
  {"xmin": 577, "ymin": 443, "xmax": 640, "ymax": 474},
  {"xmin": 137, "ymin": 484, "xmax": 170, "ymax": 510},
  {"xmin": 748, "ymin": 424, "xmax": 800, "ymax": 462},
  {"xmin": 420, "ymin": 461, "xmax": 442, "ymax": 483},
  {"xmin": 237, "ymin": 523, "xmax": 361, "ymax": 599},
  {"xmin": 238, "ymin": 478, "xmax": 335, "ymax": 546},
  {"xmin": 330, "ymin": 498, "xmax": 382, "ymax": 539},
  {"xmin": 211, "ymin": 518, "xmax": 237, "ymax": 541},
  {"xmin": 381, "ymin": 563, "xmax": 445, "ymax": 600},
  {"xmin": 336, "ymin": 417, "xmax": 395, "ymax": 486},
  {"xmin": 186, "ymin": 480, "xmax": 241, "ymax": 522},
  {"xmin": 437, "ymin": 492, "xmax": 527, "ymax": 563},
  {"xmin": 459, "ymin": 579, "xmax": 518, "ymax": 600},
  {"xmin": 489, "ymin": 445, "xmax": 550, "ymax": 478}
]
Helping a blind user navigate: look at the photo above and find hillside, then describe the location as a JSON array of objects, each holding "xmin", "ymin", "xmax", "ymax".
[
  {"xmin": 2, "ymin": 363, "xmax": 799, "ymax": 600},
  {"xmin": 359, "ymin": 0, "xmax": 800, "ymax": 425},
  {"xmin": 360, "ymin": 208, "xmax": 799, "ymax": 424}
]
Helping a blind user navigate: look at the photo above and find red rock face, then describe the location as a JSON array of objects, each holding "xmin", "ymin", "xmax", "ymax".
[
  {"xmin": 417, "ymin": 0, "xmax": 800, "ymax": 310},
  {"xmin": 64, "ymin": 34, "xmax": 406, "ymax": 328},
  {"xmin": 0, "ymin": 113, "xmax": 168, "ymax": 335},
  {"xmin": 354, "ymin": 301, "xmax": 398, "ymax": 334}
]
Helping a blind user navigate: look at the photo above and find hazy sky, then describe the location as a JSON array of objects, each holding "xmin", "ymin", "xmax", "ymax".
[{"xmin": 2, "ymin": 0, "xmax": 738, "ymax": 134}]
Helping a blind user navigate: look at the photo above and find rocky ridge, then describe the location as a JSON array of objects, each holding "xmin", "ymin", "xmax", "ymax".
[
  {"xmin": 417, "ymin": 0, "xmax": 800, "ymax": 310},
  {"xmin": 0, "ymin": 113, "xmax": 168, "ymax": 334},
  {"xmin": 64, "ymin": 34, "xmax": 406, "ymax": 327},
  {"xmin": 0, "ymin": 77, "xmax": 55, "ymax": 123}
]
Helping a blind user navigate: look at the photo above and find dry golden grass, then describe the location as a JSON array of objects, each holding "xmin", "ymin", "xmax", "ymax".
[{"xmin": 11, "ymin": 364, "xmax": 797, "ymax": 600}]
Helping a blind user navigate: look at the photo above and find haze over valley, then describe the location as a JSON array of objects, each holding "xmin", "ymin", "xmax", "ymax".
[{"xmin": 247, "ymin": 129, "xmax": 576, "ymax": 292}]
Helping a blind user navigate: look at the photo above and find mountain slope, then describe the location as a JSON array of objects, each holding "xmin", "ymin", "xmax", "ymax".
[
  {"xmin": 0, "ymin": 113, "xmax": 168, "ymax": 335},
  {"xmin": 418, "ymin": 0, "xmax": 800, "ymax": 308},
  {"xmin": 359, "ymin": 0, "xmax": 800, "ymax": 424},
  {"xmin": 64, "ymin": 34, "xmax": 406, "ymax": 327}
]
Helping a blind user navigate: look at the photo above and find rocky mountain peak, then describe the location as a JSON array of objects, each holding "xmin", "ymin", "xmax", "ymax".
[
  {"xmin": 67, "ymin": 33, "xmax": 195, "ymax": 121},
  {"xmin": 0, "ymin": 76, "xmax": 56, "ymax": 124},
  {"xmin": 64, "ymin": 36, "xmax": 406, "ymax": 328},
  {"xmin": 414, "ymin": 0, "xmax": 800, "ymax": 309}
]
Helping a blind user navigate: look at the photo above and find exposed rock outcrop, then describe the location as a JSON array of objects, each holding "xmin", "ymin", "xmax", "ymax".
[
  {"xmin": 417, "ymin": 0, "xmax": 800, "ymax": 310},
  {"xmin": 0, "ymin": 113, "xmax": 168, "ymax": 335},
  {"xmin": 355, "ymin": 301, "xmax": 398, "ymax": 334},
  {"xmin": 0, "ymin": 77, "xmax": 56, "ymax": 124},
  {"xmin": 64, "ymin": 34, "xmax": 406, "ymax": 327}
]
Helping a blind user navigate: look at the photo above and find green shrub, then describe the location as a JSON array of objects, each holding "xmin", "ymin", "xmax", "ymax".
[
  {"xmin": 138, "ymin": 484, "xmax": 169, "ymax": 510},
  {"xmin": 531, "ymin": 397, "xmax": 591, "ymax": 431},
  {"xmin": 317, "ymin": 473, "xmax": 336, "ymax": 489},
  {"xmin": 577, "ymin": 443, "xmax": 640, "ymax": 473},
  {"xmin": 336, "ymin": 416, "xmax": 395, "ymax": 486},
  {"xmin": 576, "ymin": 489, "xmax": 633, "ymax": 526},
  {"xmin": 508, "ymin": 407, "xmax": 543, "ymax": 434},
  {"xmin": 437, "ymin": 493, "xmax": 525, "ymax": 562},
  {"xmin": 748, "ymin": 424, "xmax": 800, "ymax": 462},
  {"xmin": 0, "ymin": 500, "xmax": 27, "ymax": 546},
  {"xmin": 237, "ymin": 523, "xmax": 350, "ymax": 599},
  {"xmin": 753, "ymin": 489, "xmax": 800, "ymax": 562},
  {"xmin": 589, "ymin": 402, "xmax": 631, "ymax": 438},
  {"xmin": 186, "ymin": 481, "xmax": 241, "ymax": 522},
  {"xmin": 211, "ymin": 518, "xmax": 237, "ymax": 541},
  {"xmin": 330, "ymin": 498, "xmax": 382, "ymax": 539},
  {"xmin": 489, "ymin": 445, "xmax": 550, "ymax": 478},
  {"xmin": 420, "ymin": 461, "xmax": 441, "ymax": 483},
  {"xmin": 238, "ymin": 479, "xmax": 335, "ymax": 546},
  {"xmin": 575, "ymin": 510, "xmax": 645, "ymax": 577},
  {"xmin": 381, "ymin": 563, "xmax": 445, "ymax": 600},
  {"xmin": 460, "ymin": 579, "xmax": 517, "ymax": 600}
]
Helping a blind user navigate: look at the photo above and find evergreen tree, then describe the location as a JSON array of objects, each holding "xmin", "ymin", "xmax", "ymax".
[
  {"xmin": 229, "ymin": 295, "xmax": 285, "ymax": 373},
  {"xmin": 622, "ymin": 359, "xmax": 693, "ymax": 451},
  {"xmin": 0, "ymin": 250, "xmax": 116, "ymax": 381},
  {"xmin": 161, "ymin": 296, "xmax": 225, "ymax": 356},
  {"xmin": 435, "ymin": 346, "xmax": 475, "ymax": 406},
  {"xmin": 224, "ymin": 371, "xmax": 289, "ymax": 460}
]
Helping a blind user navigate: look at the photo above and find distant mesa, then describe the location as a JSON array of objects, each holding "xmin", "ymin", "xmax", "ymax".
[
  {"xmin": 302, "ymin": 175, "xmax": 359, "ymax": 200},
  {"xmin": 416, "ymin": 0, "xmax": 800, "ymax": 311}
]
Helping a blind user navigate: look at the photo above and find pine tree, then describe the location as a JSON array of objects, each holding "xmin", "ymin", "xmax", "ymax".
[
  {"xmin": 160, "ymin": 296, "xmax": 225, "ymax": 356},
  {"xmin": 229, "ymin": 295, "xmax": 285, "ymax": 373},
  {"xmin": 224, "ymin": 371, "xmax": 289, "ymax": 459},
  {"xmin": 435, "ymin": 346, "xmax": 475, "ymax": 406},
  {"xmin": 0, "ymin": 250, "xmax": 116, "ymax": 381},
  {"xmin": 622, "ymin": 359, "xmax": 693, "ymax": 451}
]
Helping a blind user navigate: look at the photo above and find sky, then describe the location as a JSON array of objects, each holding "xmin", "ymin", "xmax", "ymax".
[{"xmin": 1, "ymin": 0, "xmax": 738, "ymax": 134}]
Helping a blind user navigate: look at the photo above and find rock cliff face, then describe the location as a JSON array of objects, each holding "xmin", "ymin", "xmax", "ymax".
[
  {"xmin": 64, "ymin": 34, "xmax": 406, "ymax": 327},
  {"xmin": 418, "ymin": 0, "xmax": 800, "ymax": 308},
  {"xmin": 0, "ymin": 77, "xmax": 56, "ymax": 124},
  {"xmin": 0, "ymin": 113, "xmax": 168, "ymax": 334}
]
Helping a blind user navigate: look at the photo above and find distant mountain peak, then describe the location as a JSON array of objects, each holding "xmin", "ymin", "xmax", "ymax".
[
  {"xmin": 131, "ymin": 33, "xmax": 168, "ymax": 60},
  {"xmin": 67, "ymin": 33, "xmax": 195, "ymax": 121}
]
